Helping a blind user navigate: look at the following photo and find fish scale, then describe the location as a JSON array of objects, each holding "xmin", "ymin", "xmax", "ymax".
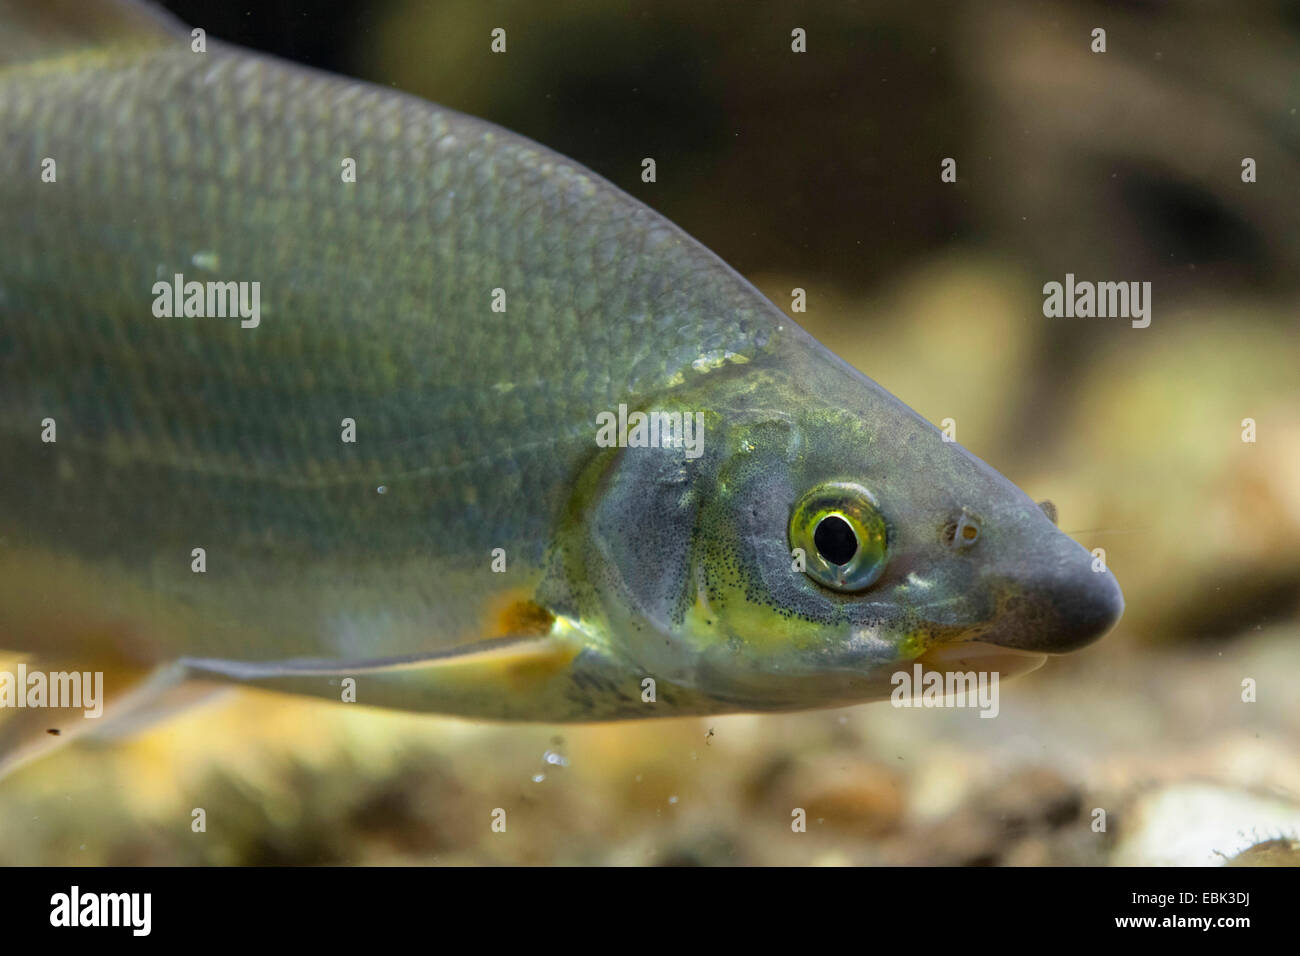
[{"xmin": 0, "ymin": 24, "xmax": 781, "ymax": 670}]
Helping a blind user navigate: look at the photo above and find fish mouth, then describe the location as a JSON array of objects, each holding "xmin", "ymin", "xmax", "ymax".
[{"xmin": 914, "ymin": 640, "xmax": 1048, "ymax": 680}]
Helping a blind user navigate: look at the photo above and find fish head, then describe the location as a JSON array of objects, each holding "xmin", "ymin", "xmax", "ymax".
[{"xmin": 568, "ymin": 343, "xmax": 1123, "ymax": 714}]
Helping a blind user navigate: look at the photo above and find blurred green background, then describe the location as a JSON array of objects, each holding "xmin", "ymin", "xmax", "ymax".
[{"xmin": 1, "ymin": 0, "xmax": 1297, "ymax": 865}]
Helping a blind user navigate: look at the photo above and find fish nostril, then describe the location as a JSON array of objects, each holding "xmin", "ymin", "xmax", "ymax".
[{"xmin": 942, "ymin": 513, "xmax": 981, "ymax": 550}]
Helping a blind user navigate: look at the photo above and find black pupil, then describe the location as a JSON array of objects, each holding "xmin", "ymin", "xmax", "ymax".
[{"xmin": 814, "ymin": 515, "xmax": 858, "ymax": 565}]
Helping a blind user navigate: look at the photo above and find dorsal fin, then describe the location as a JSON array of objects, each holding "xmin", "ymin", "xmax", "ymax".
[{"xmin": 0, "ymin": 0, "xmax": 186, "ymax": 67}]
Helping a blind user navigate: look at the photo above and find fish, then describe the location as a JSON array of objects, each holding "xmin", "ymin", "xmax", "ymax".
[{"xmin": 0, "ymin": 0, "xmax": 1122, "ymax": 773}]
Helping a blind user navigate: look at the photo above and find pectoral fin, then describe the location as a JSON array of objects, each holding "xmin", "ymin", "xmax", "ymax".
[
  {"xmin": 179, "ymin": 626, "xmax": 589, "ymax": 720},
  {"xmin": 180, "ymin": 634, "xmax": 567, "ymax": 679}
]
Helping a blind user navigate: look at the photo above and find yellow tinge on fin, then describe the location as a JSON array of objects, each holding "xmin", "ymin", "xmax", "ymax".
[
  {"xmin": 0, "ymin": 0, "xmax": 184, "ymax": 67},
  {"xmin": 180, "ymin": 616, "xmax": 591, "ymax": 721}
]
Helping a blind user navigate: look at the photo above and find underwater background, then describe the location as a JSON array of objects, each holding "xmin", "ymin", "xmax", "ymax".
[{"xmin": 1, "ymin": 0, "xmax": 1297, "ymax": 866}]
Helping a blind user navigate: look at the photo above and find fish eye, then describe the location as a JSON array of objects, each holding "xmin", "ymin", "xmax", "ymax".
[{"xmin": 790, "ymin": 482, "xmax": 888, "ymax": 593}]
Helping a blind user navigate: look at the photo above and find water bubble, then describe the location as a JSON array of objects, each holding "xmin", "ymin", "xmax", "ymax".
[{"xmin": 191, "ymin": 250, "xmax": 221, "ymax": 271}]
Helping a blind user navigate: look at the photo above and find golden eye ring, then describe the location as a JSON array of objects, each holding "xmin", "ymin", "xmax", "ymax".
[{"xmin": 789, "ymin": 482, "xmax": 888, "ymax": 593}]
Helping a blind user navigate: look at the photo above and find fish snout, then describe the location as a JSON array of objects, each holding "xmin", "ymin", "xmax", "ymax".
[{"xmin": 982, "ymin": 547, "xmax": 1124, "ymax": 654}]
